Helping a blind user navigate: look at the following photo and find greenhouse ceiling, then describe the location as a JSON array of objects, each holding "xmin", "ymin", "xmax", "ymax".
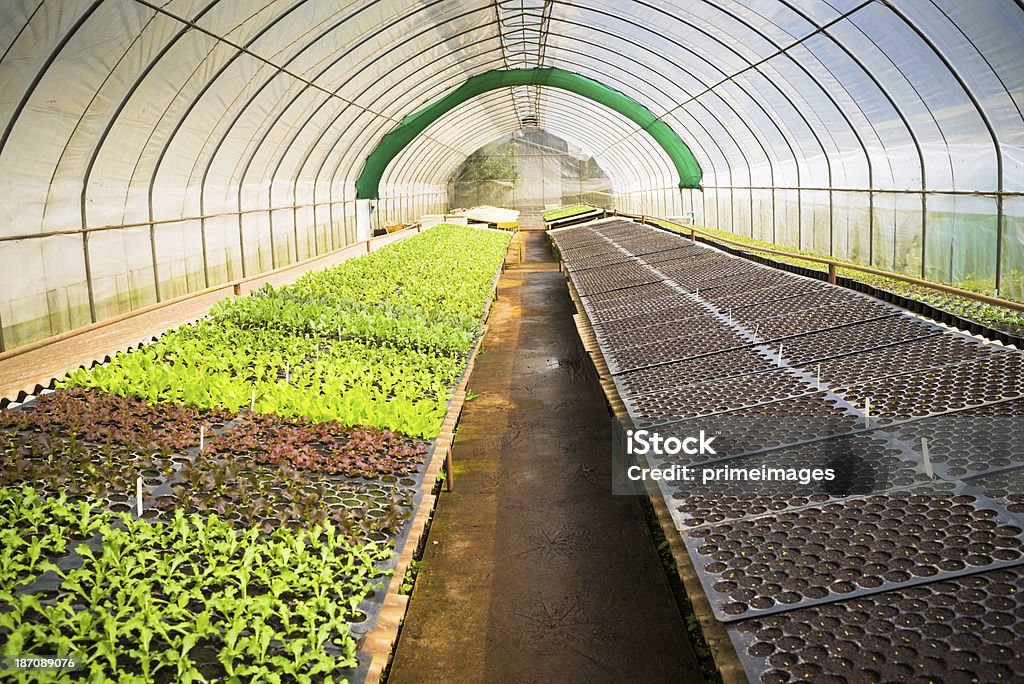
[{"xmin": 0, "ymin": 0, "xmax": 1022, "ymax": 348}]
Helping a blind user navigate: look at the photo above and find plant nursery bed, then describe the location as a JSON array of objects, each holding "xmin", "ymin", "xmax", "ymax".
[{"xmin": 0, "ymin": 224, "xmax": 511, "ymax": 682}]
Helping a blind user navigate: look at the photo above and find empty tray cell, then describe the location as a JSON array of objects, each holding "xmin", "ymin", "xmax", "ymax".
[
  {"xmin": 749, "ymin": 298, "xmax": 898, "ymax": 340},
  {"xmin": 836, "ymin": 352, "xmax": 1024, "ymax": 422},
  {"xmin": 729, "ymin": 567, "xmax": 1024, "ymax": 684},
  {"xmin": 604, "ymin": 328, "xmax": 748, "ymax": 374},
  {"xmin": 733, "ymin": 289, "xmax": 865, "ymax": 323},
  {"xmin": 626, "ymin": 368, "xmax": 816, "ymax": 427},
  {"xmin": 665, "ymin": 433, "xmax": 940, "ymax": 529},
  {"xmin": 592, "ymin": 303, "xmax": 711, "ymax": 336},
  {"xmin": 889, "ymin": 399, "xmax": 1024, "ymax": 479},
  {"xmin": 685, "ymin": 491, "xmax": 1024, "ymax": 621},
  {"xmin": 596, "ymin": 315, "xmax": 728, "ymax": 350},
  {"xmin": 776, "ymin": 315, "xmax": 942, "ymax": 366},
  {"xmin": 713, "ymin": 279, "xmax": 832, "ymax": 311},
  {"xmin": 806, "ymin": 334, "xmax": 1011, "ymax": 390},
  {"xmin": 613, "ymin": 348, "xmax": 777, "ymax": 397}
]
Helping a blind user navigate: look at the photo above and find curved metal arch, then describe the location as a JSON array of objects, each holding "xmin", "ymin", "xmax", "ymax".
[
  {"xmin": 318, "ymin": 27, "xmax": 761, "ymax": 209},
  {"xmin": 388, "ymin": 92, "xmax": 665, "ymax": 192},
  {"xmin": 386, "ymin": 91, "xmax": 660, "ymax": 194},
  {"xmin": 355, "ymin": 67, "xmax": 702, "ymax": 198},
  {"xmin": 342, "ymin": 50, "xmax": 688, "ymax": 205}
]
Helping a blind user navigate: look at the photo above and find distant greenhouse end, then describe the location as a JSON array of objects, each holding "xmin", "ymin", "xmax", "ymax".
[{"xmin": 355, "ymin": 67, "xmax": 702, "ymax": 199}]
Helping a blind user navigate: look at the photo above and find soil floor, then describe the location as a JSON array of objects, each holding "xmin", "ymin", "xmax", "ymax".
[{"xmin": 388, "ymin": 230, "xmax": 700, "ymax": 683}]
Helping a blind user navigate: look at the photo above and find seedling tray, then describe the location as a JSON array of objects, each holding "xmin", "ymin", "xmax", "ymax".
[
  {"xmin": 590, "ymin": 301, "xmax": 710, "ymax": 336},
  {"xmin": 727, "ymin": 566, "xmax": 1024, "ymax": 684},
  {"xmin": 582, "ymin": 293, "xmax": 698, "ymax": 324},
  {"xmin": 731, "ymin": 289, "xmax": 870, "ymax": 323},
  {"xmin": 744, "ymin": 299, "xmax": 900, "ymax": 341},
  {"xmin": 602, "ymin": 327, "xmax": 749, "ymax": 375},
  {"xmin": 967, "ymin": 466, "xmax": 1024, "ymax": 515},
  {"xmin": 612, "ymin": 348, "xmax": 777, "ymax": 398},
  {"xmin": 624, "ymin": 368, "xmax": 819, "ymax": 428},
  {"xmin": 656, "ymin": 432, "xmax": 943, "ymax": 530},
  {"xmin": 835, "ymin": 352, "xmax": 1024, "ymax": 423},
  {"xmin": 887, "ymin": 399, "xmax": 1024, "ymax": 479},
  {"xmin": 684, "ymin": 489, "xmax": 1024, "ymax": 622},
  {"xmin": 773, "ymin": 314, "xmax": 944, "ymax": 366},
  {"xmin": 563, "ymin": 252, "xmax": 636, "ymax": 272},
  {"xmin": 711, "ymin": 279, "xmax": 831, "ymax": 312},
  {"xmin": 595, "ymin": 314, "xmax": 726, "ymax": 350},
  {"xmin": 803, "ymin": 332, "xmax": 1011, "ymax": 390}
]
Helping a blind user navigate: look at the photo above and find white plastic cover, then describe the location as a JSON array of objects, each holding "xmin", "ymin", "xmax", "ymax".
[{"xmin": 0, "ymin": 0, "xmax": 1021, "ymax": 349}]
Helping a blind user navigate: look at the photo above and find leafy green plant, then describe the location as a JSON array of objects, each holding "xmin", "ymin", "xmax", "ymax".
[{"xmin": 544, "ymin": 204, "xmax": 599, "ymax": 222}]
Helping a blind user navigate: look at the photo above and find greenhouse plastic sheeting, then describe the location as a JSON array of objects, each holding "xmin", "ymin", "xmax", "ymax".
[{"xmin": 0, "ymin": 0, "xmax": 1022, "ymax": 349}]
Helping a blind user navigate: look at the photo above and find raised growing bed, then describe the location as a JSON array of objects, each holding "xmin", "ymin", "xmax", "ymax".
[
  {"xmin": 0, "ymin": 224, "xmax": 511, "ymax": 682},
  {"xmin": 552, "ymin": 217, "xmax": 1024, "ymax": 683}
]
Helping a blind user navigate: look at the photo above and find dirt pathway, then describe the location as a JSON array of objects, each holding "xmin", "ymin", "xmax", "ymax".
[{"xmin": 388, "ymin": 230, "xmax": 700, "ymax": 683}]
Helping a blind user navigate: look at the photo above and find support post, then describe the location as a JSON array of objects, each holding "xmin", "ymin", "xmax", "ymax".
[{"xmin": 828, "ymin": 263, "xmax": 837, "ymax": 285}]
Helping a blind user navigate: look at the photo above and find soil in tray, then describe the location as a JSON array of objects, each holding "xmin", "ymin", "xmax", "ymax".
[
  {"xmin": 604, "ymin": 327, "xmax": 747, "ymax": 374},
  {"xmin": 687, "ymin": 492, "xmax": 1024, "ymax": 620},
  {"xmin": 731, "ymin": 567, "xmax": 1024, "ymax": 684},
  {"xmin": 744, "ymin": 298, "xmax": 897, "ymax": 341}
]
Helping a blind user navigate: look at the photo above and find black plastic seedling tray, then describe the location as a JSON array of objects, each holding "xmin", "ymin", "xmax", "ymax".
[
  {"xmin": 727, "ymin": 566, "xmax": 1024, "ymax": 684},
  {"xmin": 684, "ymin": 488, "xmax": 1024, "ymax": 622}
]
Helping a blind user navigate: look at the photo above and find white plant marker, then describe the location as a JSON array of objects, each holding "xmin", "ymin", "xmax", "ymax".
[
  {"xmin": 864, "ymin": 397, "xmax": 872, "ymax": 428},
  {"xmin": 753, "ymin": 322, "xmax": 760, "ymax": 341},
  {"xmin": 777, "ymin": 342, "xmax": 784, "ymax": 367},
  {"xmin": 136, "ymin": 476, "xmax": 143, "ymax": 516},
  {"xmin": 921, "ymin": 437, "xmax": 934, "ymax": 479},
  {"xmin": 200, "ymin": 426, "xmax": 205, "ymax": 451}
]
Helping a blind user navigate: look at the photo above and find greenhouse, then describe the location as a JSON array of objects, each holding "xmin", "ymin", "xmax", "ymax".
[{"xmin": 0, "ymin": 1, "xmax": 1022, "ymax": 682}]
